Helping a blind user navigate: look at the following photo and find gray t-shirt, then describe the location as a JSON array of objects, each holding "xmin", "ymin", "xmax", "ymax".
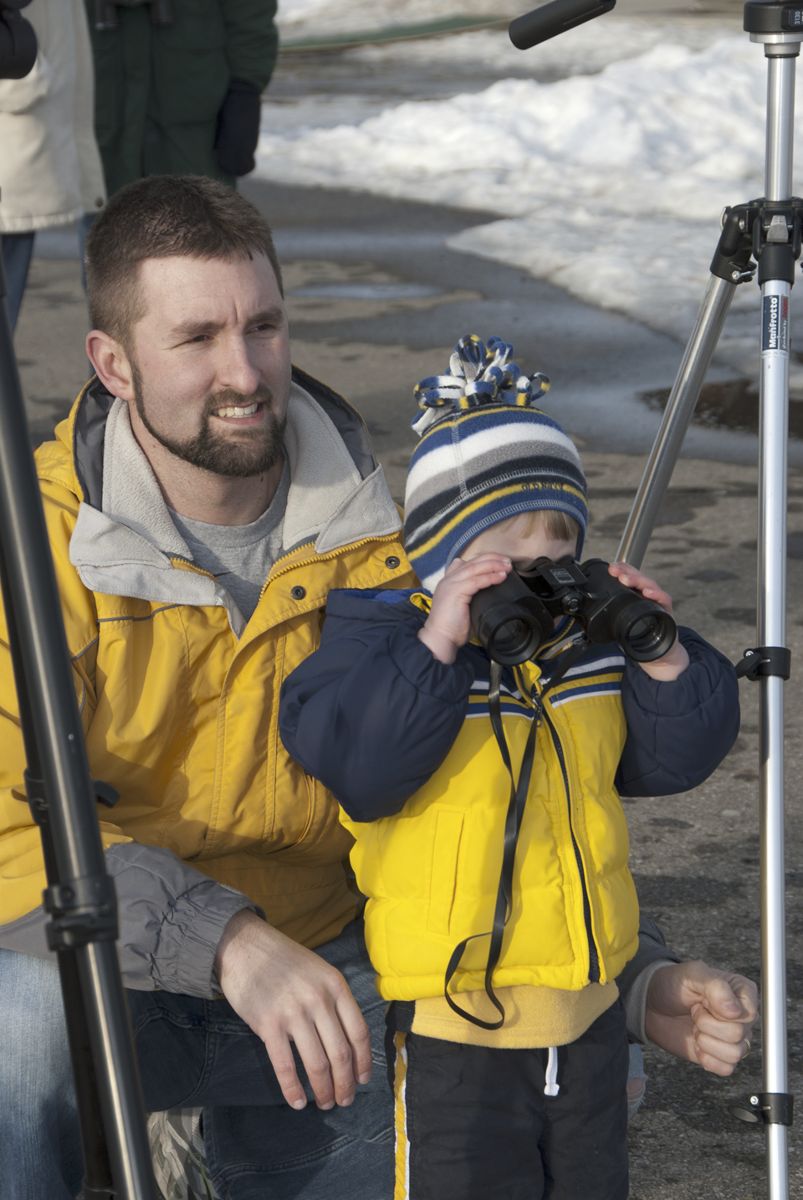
[{"xmin": 169, "ymin": 460, "xmax": 291, "ymax": 624}]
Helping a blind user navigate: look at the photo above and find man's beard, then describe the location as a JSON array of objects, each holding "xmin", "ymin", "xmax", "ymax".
[{"xmin": 131, "ymin": 364, "xmax": 287, "ymax": 479}]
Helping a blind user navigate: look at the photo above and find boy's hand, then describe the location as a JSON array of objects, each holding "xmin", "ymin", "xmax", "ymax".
[
  {"xmin": 419, "ymin": 553, "xmax": 511, "ymax": 664},
  {"xmin": 607, "ymin": 561, "xmax": 690, "ymax": 680}
]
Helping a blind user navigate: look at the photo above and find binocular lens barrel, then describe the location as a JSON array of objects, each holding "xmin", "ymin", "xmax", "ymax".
[
  {"xmin": 615, "ymin": 606, "xmax": 677, "ymax": 662},
  {"xmin": 476, "ymin": 613, "xmax": 542, "ymax": 666},
  {"xmin": 470, "ymin": 573, "xmax": 554, "ymax": 666}
]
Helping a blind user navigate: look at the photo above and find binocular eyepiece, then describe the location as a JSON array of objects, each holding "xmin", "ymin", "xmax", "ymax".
[{"xmin": 469, "ymin": 556, "xmax": 677, "ymax": 666}]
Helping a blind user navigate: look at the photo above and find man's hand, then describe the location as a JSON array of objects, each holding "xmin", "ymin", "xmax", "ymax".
[
  {"xmin": 644, "ymin": 959, "xmax": 759, "ymax": 1077},
  {"xmin": 215, "ymin": 910, "xmax": 373, "ymax": 1110}
]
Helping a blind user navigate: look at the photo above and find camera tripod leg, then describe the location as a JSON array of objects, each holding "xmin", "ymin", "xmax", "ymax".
[
  {"xmin": 756, "ymin": 259, "xmax": 793, "ymax": 1200},
  {"xmin": 0, "ymin": 265, "xmax": 158, "ymax": 1196},
  {"xmin": 616, "ymin": 273, "xmax": 737, "ymax": 567},
  {"xmin": 615, "ymin": 11, "xmax": 800, "ymax": 1198},
  {"xmin": 58, "ymin": 952, "xmax": 115, "ymax": 1198}
]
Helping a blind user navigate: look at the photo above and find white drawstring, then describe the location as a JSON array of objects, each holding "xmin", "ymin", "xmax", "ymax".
[{"xmin": 544, "ymin": 1045, "xmax": 560, "ymax": 1097}]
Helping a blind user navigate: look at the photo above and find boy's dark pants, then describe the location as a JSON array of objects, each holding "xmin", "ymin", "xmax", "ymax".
[{"xmin": 389, "ymin": 999, "xmax": 629, "ymax": 1200}]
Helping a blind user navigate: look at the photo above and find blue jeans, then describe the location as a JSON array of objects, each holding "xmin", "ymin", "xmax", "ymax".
[
  {"xmin": 1, "ymin": 231, "xmax": 35, "ymax": 330},
  {"xmin": 0, "ymin": 919, "xmax": 393, "ymax": 1200},
  {"xmin": 627, "ymin": 1043, "xmax": 647, "ymax": 1120}
]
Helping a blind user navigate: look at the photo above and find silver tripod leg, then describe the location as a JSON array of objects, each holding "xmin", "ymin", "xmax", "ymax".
[
  {"xmin": 616, "ymin": 274, "xmax": 736, "ymax": 567},
  {"xmin": 616, "ymin": 12, "xmax": 798, "ymax": 1199},
  {"xmin": 759, "ymin": 270, "xmax": 791, "ymax": 1200},
  {"xmin": 755, "ymin": 35, "xmax": 796, "ymax": 1200}
]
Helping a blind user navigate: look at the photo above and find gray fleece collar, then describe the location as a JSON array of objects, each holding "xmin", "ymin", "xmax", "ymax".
[
  {"xmin": 69, "ymin": 384, "xmax": 401, "ymax": 607},
  {"xmin": 101, "ymin": 397, "xmax": 190, "ymax": 557},
  {"xmin": 282, "ymin": 385, "xmax": 400, "ymax": 553}
]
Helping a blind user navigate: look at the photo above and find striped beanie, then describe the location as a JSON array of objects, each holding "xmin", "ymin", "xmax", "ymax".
[{"xmin": 403, "ymin": 335, "xmax": 588, "ymax": 592}]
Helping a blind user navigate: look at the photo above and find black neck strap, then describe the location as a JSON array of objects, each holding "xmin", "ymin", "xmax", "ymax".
[{"xmin": 443, "ymin": 645, "xmax": 584, "ymax": 1028}]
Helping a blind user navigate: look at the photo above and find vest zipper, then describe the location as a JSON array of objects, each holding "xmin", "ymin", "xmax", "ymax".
[{"xmin": 541, "ymin": 704, "xmax": 601, "ymax": 984}]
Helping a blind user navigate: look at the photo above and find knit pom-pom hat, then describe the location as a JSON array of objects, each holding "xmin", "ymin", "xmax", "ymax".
[{"xmin": 403, "ymin": 334, "xmax": 588, "ymax": 592}]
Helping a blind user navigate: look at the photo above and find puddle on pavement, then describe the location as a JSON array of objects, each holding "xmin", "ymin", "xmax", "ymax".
[
  {"xmin": 640, "ymin": 379, "xmax": 803, "ymax": 439},
  {"xmin": 291, "ymin": 281, "xmax": 440, "ymax": 300}
]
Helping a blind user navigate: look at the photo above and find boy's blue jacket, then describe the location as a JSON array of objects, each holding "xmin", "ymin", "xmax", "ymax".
[{"xmin": 280, "ymin": 588, "xmax": 740, "ymax": 1001}]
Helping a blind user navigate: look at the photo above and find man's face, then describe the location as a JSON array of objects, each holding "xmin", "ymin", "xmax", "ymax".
[{"xmin": 124, "ymin": 253, "xmax": 292, "ymax": 479}]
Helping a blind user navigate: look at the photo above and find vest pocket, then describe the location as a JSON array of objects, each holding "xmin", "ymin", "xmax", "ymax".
[{"xmin": 425, "ymin": 808, "xmax": 464, "ymax": 936}]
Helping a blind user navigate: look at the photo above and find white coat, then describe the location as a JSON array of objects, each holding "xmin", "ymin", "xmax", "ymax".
[{"xmin": 0, "ymin": 0, "xmax": 105, "ymax": 233}]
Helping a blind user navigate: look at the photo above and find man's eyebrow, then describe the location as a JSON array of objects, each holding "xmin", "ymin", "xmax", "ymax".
[
  {"xmin": 247, "ymin": 306, "xmax": 285, "ymax": 326},
  {"xmin": 169, "ymin": 319, "xmax": 221, "ymax": 340},
  {"xmin": 169, "ymin": 306, "xmax": 285, "ymax": 340}
]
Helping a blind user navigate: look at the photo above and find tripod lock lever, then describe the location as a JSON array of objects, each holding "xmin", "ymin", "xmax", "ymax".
[
  {"xmin": 731, "ymin": 1092, "xmax": 795, "ymax": 1127},
  {"xmin": 735, "ymin": 646, "xmax": 792, "ymax": 680}
]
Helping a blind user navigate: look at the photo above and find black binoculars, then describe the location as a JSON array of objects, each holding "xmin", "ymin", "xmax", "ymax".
[{"xmin": 469, "ymin": 556, "xmax": 677, "ymax": 666}]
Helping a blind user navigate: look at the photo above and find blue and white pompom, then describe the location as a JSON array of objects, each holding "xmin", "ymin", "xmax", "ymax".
[{"xmin": 411, "ymin": 334, "xmax": 551, "ymax": 436}]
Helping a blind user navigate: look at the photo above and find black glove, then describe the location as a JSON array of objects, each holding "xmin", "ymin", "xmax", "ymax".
[{"xmin": 214, "ymin": 78, "xmax": 262, "ymax": 177}]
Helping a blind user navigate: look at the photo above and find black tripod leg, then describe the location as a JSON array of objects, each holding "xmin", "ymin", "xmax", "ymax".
[
  {"xmin": 58, "ymin": 952, "xmax": 116, "ymax": 1199},
  {"xmin": 0, "ymin": 266, "xmax": 158, "ymax": 1197},
  {"xmin": 0, "ymin": 549, "xmax": 115, "ymax": 1198}
]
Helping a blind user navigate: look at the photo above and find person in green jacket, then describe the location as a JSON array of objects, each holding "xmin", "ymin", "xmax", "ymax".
[{"xmin": 86, "ymin": 0, "xmax": 278, "ymax": 197}]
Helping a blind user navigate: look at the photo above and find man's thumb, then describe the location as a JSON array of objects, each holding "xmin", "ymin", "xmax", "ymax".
[{"xmin": 705, "ymin": 976, "xmax": 743, "ymax": 1017}]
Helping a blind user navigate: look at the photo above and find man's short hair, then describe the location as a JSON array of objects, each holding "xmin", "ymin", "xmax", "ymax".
[{"xmin": 85, "ymin": 175, "xmax": 284, "ymax": 346}]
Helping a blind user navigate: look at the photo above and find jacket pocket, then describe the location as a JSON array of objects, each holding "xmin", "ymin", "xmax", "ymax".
[{"xmin": 425, "ymin": 808, "xmax": 463, "ymax": 937}]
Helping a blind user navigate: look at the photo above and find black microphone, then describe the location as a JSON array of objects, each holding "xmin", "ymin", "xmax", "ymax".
[{"xmin": 509, "ymin": 0, "xmax": 615, "ymax": 51}]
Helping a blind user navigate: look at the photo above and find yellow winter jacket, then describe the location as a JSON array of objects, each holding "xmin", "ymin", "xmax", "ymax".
[{"xmin": 0, "ymin": 373, "xmax": 415, "ymax": 990}]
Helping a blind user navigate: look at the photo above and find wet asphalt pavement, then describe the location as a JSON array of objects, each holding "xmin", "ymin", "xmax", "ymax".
[{"xmin": 9, "ymin": 3, "xmax": 803, "ymax": 1196}]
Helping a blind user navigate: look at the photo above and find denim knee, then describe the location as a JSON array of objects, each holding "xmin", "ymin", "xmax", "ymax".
[
  {"xmin": 0, "ymin": 950, "xmax": 84, "ymax": 1199},
  {"xmin": 626, "ymin": 1042, "xmax": 648, "ymax": 1121},
  {"xmin": 203, "ymin": 919, "xmax": 395, "ymax": 1200}
]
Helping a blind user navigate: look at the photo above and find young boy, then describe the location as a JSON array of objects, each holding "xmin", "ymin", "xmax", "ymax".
[{"xmin": 280, "ymin": 335, "xmax": 740, "ymax": 1200}]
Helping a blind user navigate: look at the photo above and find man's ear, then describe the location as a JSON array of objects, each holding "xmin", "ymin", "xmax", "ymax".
[{"xmin": 86, "ymin": 330, "xmax": 135, "ymax": 401}]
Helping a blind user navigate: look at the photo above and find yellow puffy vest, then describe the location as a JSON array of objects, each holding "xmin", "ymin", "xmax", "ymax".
[{"xmin": 342, "ymin": 646, "xmax": 639, "ymax": 999}]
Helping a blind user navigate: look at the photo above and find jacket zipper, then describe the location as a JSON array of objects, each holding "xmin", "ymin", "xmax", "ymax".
[
  {"xmin": 258, "ymin": 532, "xmax": 404, "ymax": 603},
  {"xmin": 541, "ymin": 701, "xmax": 601, "ymax": 984},
  {"xmin": 171, "ymin": 533, "xmax": 404, "ymax": 633}
]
